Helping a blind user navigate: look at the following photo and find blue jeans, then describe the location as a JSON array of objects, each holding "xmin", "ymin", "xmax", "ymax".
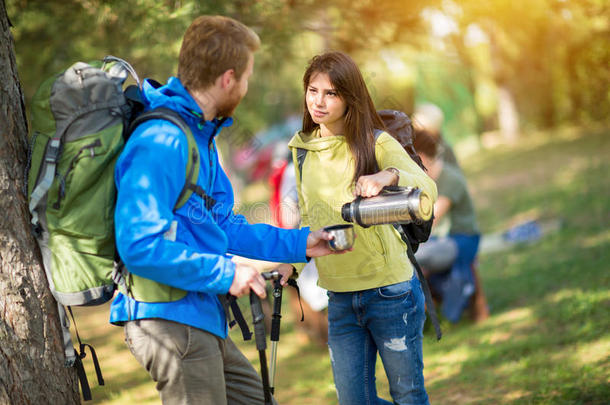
[
  {"xmin": 327, "ymin": 276, "xmax": 429, "ymax": 405},
  {"xmin": 428, "ymin": 233, "xmax": 480, "ymax": 323}
]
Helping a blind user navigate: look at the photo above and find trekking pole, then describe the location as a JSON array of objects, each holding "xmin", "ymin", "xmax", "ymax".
[
  {"xmin": 262, "ymin": 271, "xmax": 282, "ymax": 395},
  {"xmin": 250, "ymin": 290, "xmax": 273, "ymax": 405}
]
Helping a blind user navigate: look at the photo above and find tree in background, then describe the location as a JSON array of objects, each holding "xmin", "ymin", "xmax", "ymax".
[
  {"xmin": 450, "ymin": 0, "xmax": 610, "ymax": 138},
  {"xmin": 9, "ymin": 0, "xmax": 609, "ymax": 145},
  {"xmin": 8, "ymin": 0, "xmax": 438, "ymax": 134},
  {"xmin": 0, "ymin": 0, "xmax": 80, "ymax": 402}
]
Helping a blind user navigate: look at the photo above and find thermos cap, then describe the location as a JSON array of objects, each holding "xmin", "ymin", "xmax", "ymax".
[{"xmin": 418, "ymin": 191, "xmax": 433, "ymax": 221}]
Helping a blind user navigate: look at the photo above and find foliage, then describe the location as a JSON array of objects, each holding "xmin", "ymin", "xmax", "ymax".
[
  {"xmin": 8, "ymin": 0, "xmax": 435, "ymax": 140},
  {"xmin": 450, "ymin": 0, "xmax": 610, "ymax": 129},
  {"xmin": 8, "ymin": 0, "xmax": 609, "ymax": 143}
]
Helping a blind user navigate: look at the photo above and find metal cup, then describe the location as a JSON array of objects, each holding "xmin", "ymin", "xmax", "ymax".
[{"xmin": 324, "ymin": 224, "xmax": 355, "ymax": 251}]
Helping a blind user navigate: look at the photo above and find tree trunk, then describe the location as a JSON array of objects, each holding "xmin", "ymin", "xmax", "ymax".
[
  {"xmin": 486, "ymin": 24, "xmax": 521, "ymax": 142},
  {"xmin": 496, "ymin": 85, "xmax": 520, "ymax": 143},
  {"xmin": 0, "ymin": 1, "xmax": 80, "ymax": 403}
]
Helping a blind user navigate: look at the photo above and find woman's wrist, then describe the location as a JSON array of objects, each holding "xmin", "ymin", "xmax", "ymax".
[{"xmin": 385, "ymin": 167, "xmax": 399, "ymax": 186}]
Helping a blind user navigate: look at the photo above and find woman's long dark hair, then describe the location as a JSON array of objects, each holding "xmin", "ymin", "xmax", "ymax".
[{"xmin": 302, "ymin": 51, "xmax": 384, "ymax": 184}]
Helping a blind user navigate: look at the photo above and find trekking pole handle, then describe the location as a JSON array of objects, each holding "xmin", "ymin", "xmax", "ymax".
[
  {"xmin": 270, "ymin": 278, "xmax": 282, "ymax": 342},
  {"xmin": 261, "ymin": 270, "xmax": 280, "ymax": 281},
  {"xmin": 249, "ymin": 292, "xmax": 267, "ymax": 351}
]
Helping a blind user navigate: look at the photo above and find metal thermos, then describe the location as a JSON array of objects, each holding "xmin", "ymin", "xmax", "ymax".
[{"xmin": 341, "ymin": 186, "xmax": 433, "ymax": 227}]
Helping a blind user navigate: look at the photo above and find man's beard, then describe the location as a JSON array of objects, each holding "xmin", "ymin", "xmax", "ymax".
[{"xmin": 216, "ymin": 86, "xmax": 242, "ymax": 118}]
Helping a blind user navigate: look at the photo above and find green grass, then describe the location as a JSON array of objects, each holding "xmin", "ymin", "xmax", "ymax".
[{"xmin": 75, "ymin": 125, "xmax": 610, "ymax": 404}]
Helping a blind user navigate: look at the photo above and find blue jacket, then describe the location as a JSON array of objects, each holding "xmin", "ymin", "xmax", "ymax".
[{"xmin": 110, "ymin": 77, "xmax": 310, "ymax": 338}]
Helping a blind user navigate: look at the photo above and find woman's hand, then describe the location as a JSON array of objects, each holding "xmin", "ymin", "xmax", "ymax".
[{"xmin": 354, "ymin": 169, "xmax": 399, "ymax": 197}]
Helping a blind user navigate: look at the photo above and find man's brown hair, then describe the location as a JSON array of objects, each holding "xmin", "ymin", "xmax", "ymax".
[{"xmin": 178, "ymin": 15, "xmax": 260, "ymax": 91}]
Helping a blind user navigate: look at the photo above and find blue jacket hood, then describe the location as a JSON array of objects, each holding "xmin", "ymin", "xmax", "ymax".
[{"xmin": 141, "ymin": 76, "xmax": 233, "ymax": 134}]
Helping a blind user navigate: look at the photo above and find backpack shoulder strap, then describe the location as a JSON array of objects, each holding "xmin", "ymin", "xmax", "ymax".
[
  {"xmin": 395, "ymin": 224, "xmax": 442, "ymax": 340},
  {"xmin": 127, "ymin": 107, "xmax": 209, "ymax": 211},
  {"xmin": 375, "ymin": 127, "xmax": 441, "ymax": 338},
  {"xmin": 296, "ymin": 147, "xmax": 308, "ymax": 183},
  {"xmin": 28, "ymin": 137, "xmax": 61, "ymax": 232}
]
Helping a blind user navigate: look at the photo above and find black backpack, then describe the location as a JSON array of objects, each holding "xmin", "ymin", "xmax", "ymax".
[
  {"xmin": 377, "ymin": 110, "xmax": 440, "ymax": 339},
  {"xmin": 377, "ymin": 109, "xmax": 434, "ymax": 253}
]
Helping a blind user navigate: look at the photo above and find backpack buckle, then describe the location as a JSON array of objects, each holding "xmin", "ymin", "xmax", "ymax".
[
  {"xmin": 45, "ymin": 140, "xmax": 61, "ymax": 163},
  {"xmin": 31, "ymin": 222, "xmax": 43, "ymax": 238}
]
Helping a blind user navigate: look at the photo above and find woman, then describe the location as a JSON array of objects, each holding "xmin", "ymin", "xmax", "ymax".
[{"xmin": 278, "ymin": 51, "xmax": 437, "ymax": 405}]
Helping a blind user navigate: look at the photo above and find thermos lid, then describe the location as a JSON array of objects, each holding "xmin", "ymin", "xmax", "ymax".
[{"xmin": 418, "ymin": 191, "xmax": 433, "ymax": 221}]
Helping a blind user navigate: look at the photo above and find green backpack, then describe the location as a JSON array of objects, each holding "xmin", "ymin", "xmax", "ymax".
[{"xmin": 25, "ymin": 56, "xmax": 201, "ymax": 400}]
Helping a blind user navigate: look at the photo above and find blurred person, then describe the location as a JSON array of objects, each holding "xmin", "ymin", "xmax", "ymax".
[
  {"xmin": 268, "ymin": 141, "xmax": 292, "ymax": 228},
  {"xmin": 111, "ymin": 15, "xmax": 339, "ymax": 405},
  {"xmin": 267, "ymin": 138, "xmax": 329, "ymax": 346},
  {"xmin": 275, "ymin": 157, "xmax": 329, "ymax": 346},
  {"xmin": 277, "ymin": 51, "xmax": 437, "ymax": 405},
  {"xmin": 413, "ymin": 131, "xmax": 482, "ymax": 323},
  {"xmin": 412, "ymin": 102, "xmax": 461, "ymax": 169}
]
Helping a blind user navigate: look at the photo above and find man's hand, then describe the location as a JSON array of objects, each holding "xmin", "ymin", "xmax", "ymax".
[
  {"xmin": 229, "ymin": 262, "xmax": 267, "ymax": 298},
  {"xmin": 275, "ymin": 263, "xmax": 295, "ymax": 286},
  {"xmin": 353, "ymin": 169, "xmax": 398, "ymax": 197},
  {"xmin": 306, "ymin": 228, "xmax": 351, "ymax": 257}
]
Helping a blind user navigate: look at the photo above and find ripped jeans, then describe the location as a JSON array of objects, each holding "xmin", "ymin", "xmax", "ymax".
[{"xmin": 327, "ymin": 275, "xmax": 429, "ymax": 405}]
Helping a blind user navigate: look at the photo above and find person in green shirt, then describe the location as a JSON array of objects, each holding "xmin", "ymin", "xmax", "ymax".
[
  {"xmin": 412, "ymin": 103, "xmax": 461, "ymax": 170},
  {"xmin": 413, "ymin": 130, "xmax": 481, "ymax": 323},
  {"xmin": 276, "ymin": 51, "xmax": 437, "ymax": 405}
]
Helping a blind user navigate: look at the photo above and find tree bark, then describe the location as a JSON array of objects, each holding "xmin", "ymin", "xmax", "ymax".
[{"xmin": 0, "ymin": 1, "xmax": 80, "ymax": 403}]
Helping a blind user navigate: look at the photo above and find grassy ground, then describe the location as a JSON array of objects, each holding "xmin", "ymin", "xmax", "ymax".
[{"xmin": 75, "ymin": 125, "xmax": 610, "ymax": 404}]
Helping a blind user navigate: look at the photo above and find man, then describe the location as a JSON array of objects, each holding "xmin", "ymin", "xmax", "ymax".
[{"xmin": 111, "ymin": 15, "xmax": 336, "ymax": 404}]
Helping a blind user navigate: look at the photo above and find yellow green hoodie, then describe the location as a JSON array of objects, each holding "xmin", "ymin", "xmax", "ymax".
[{"xmin": 288, "ymin": 128, "xmax": 438, "ymax": 292}]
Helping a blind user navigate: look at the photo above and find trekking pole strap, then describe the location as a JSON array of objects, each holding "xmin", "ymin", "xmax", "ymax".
[
  {"xmin": 219, "ymin": 294, "xmax": 252, "ymax": 341},
  {"xmin": 230, "ymin": 297, "xmax": 252, "ymax": 341},
  {"xmin": 286, "ymin": 279, "xmax": 305, "ymax": 322}
]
